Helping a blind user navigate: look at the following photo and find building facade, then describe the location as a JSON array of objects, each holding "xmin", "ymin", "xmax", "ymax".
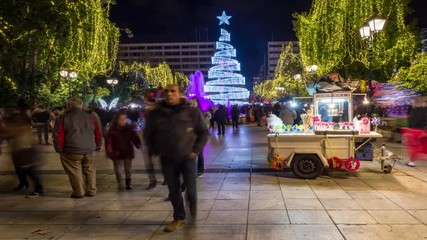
[
  {"xmin": 117, "ymin": 42, "xmax": 216, "ymax": 76},
  {"xmin": 267, "ymin": 41, "xmax": 299, "ymax": 78}
]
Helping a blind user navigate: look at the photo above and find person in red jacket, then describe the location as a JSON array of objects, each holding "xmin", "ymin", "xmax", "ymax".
[{"xmin": 105, "ymin": 112, "xmax": 141, "ymax": 190}]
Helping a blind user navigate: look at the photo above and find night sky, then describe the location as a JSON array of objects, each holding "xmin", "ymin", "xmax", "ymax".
[{"xmin": 110, "ymin": 0, "xmax": 427, "ymax": 81}]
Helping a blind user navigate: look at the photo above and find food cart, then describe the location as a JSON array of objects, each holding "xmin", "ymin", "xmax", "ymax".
[{"xmin": 267, "ymin": 92, "xmax": 390, "ymax": 179}]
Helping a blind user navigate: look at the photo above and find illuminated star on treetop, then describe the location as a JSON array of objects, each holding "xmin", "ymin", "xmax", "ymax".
[{"xmin": 217, "ymin": 11, "xmax": 231, "ymax": 25}]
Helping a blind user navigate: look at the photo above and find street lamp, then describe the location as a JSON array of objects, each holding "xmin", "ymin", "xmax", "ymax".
[
  {"xmin": 359, "ymin": 15, "xmax": 386, "ymax": 98},
  {"xmin": 106, "ymin": 78, "xmax": 119, "ymax": 95},
  {"xmin": 293, "ymin": 74, "xmax": 302, "ymax": 97},
  {"xmin": 59, "ymin": 70, "xmax": 78, "ymax": 97}
]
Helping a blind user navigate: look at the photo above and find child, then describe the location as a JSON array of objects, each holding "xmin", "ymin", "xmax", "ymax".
[{"xmin": 106, "ymin": 113, "xmax": 141, "ymax": 190}]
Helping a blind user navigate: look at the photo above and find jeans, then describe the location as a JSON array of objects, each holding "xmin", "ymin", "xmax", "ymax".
[
  {"xmin": 113, "ymin": 159, "xmax": 132, "ymax": 183},
  {"xmin": 161, "ymin": 156, "xmax": 197, "ymax": 221},
  {"xmin": 197, "ymin": 151, "xmax": 204, "ymax": 174},
  {"xmin": 216, "ymin": 121, "xmax": 225, "ymax": 135},
  {"xmin": 142, "ymin": 148, "xmax": 157, "ymax": 184},
  {"xmin": 36, "ymin": 124, "xmax": 48, "ymax": 144},
  {"xmin": 232, "ymin": 118, "xmax": 239, "ymax": 129},
  {"xmin": 60, "ymin": 153, "xmax": 96, "ymax": 197}
]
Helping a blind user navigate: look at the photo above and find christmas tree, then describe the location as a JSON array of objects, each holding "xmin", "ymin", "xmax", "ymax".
[{"xmin": 205, "ymin": 11, "xmax": 249, "ymax": 105}]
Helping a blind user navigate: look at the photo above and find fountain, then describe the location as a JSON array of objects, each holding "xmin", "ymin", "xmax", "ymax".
[{"xmin": 187, "ymin": 70, "xmax": 213, "ymax": 111}]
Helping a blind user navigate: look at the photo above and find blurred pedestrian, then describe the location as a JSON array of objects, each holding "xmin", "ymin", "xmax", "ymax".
[
  {"xmin": 214, "ymin": 105, "xmax": 227, "ymax": 135},
  {"xmin": 231, "ymin": 105, "xmax": 240, "ymax": 131},
  {"xmin": 53, "ymin": 98, "xmax": 102, "ymax": 198},
  {"xmin": 106, "ymin": 113, "xmax": 141, "ymax": 190},
  {"xmin": 144, "ymin": 84, "xmax": 209, "ymax": 232},
  {"xmin": 142, "ymin": 100, "xmax": 159, "ymax": 190},
  {"xmin": 191, "ymin": 98, "xmax": 210, "ymax": 177},
  {"xmin": 4, "ymin": 107, "xmax": 44, "ymax": 197},
  {"xmin": 279, "ymin": 104, "xmax": 297, "ymax": 125},
  {"xmin": 31, "ymin": 104, "xmax": 51, "ymax": 145}
]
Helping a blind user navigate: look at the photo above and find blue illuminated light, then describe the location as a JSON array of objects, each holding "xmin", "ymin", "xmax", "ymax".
[{"xmin": 217, "ymin": 11, "xmax": 232, "ymax": 25}]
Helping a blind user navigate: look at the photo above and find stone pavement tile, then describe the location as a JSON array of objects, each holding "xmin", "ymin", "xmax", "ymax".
[
  {"xmin": 250, "ymin": 176, "xmax": 278, "ymax": 184},
  {"xmin": 355, "ymin": 198, "xmax": 402, "ymax": 210},
  {"xmin": 139, "ymin": 198, "xmax": 173, "ymax": 211},
  {"xmin": 198, "ymin": 199, "xmax": 215, "ymax": 211},
  {"xmin": 368, "ymin": 210, "xmax": 421, "ymax": 224},
  {"xmin": 212, "ymin": 199, "xmax": 249, "ymax": 210},
  {"xmin": 288, "ymin": 210, "xmax": 333, "ymax": 225},
  {"xmin": 328, "ymin": 210, "xmax": 377, "ymax": 224},
  {"xmin": 151, "ymin": 224, "xmax": 247, "ymax": 240},
  {"xmin": 205, "ymin": 211, "xmax": 248, "ymax": 225},
  {"xmin": 225, "ymin": 172, "xmax": 251, "ymax": 178},
  {"xmin": 104, "ymin": 200, "xmax": 150, "ymax": 211},
  {"xmin": 5, "ymin": 212, "xmax": 59, "ymax": 224},
  {"xmin": 248, "ymin": 210, "xmax": 289, "ymax": 224},
  {"xmin": 249, "ymin": 199, "xmax": 286, "ymax": 210},
  {"xmin": 198, "ymin": 181, "xmax": 224, "ymax": 191},
  {"xmin": 313, "ymin": 189, "xmax": 352, "ymax": 199},
  {"xmin": 282, "ymin": 189, "xmax": 317, "ymax": 199},
  {"xmin": 338, "ymin": 224, "xmax": 427, "ymax": 240},
  {"xmin": 164, "ymin": 211, "xmax": 210, "ymax": 225},
  {"xmin": 285, "ymin": 198, "xmax": 324, "ymax": 210},
  {"xmin": 407, "ymin": 210, "xmax": 427, "ymax": 224},
  {"xmin": 320, "ymin": 199, "xmax": 363, "ymax": 210},
  {"xmin": 390, "ymin": 198, "xmax": 427, "ymax": 210},
  {"xmin": 335, "ymin": 179, "xmax": 374, "ymax": 191},
  {"xmin": 0, "ymin": 212, "xmax": 25, "ymax": 224},
  {"xmin": 220, "ymin": 182, "xmax": 250, "ymax": 191},
  {"xmin": 59, "ymin": 224, "xmax": 158, "ymax": 240},
  {"xmin": 308, "ymin": 179, "xmax": 340, "ymax": 190},
  {"xmin": 0, "ymin": 224, "xmax": 76, "ymax": 240},
  {"xmin": 279, "ymin": 182, "xmax": 312, "ymax": 190},
  {"xmin": 250, "ymin": 191, "xmax": 283, "ymax": 200},
  {"xmin": 346, "ymin": 190, "xmax": 386, "ymax": 199},
  {"xmin": 250, "ymin": 183, "xmax": 281, "ymax": 191},
  {"xmin": 217, "ymin": 191, "xmax": 250, "ymax": 200},
  {"xmin": 69, "ymin": 200, "xmax": 114, "ymax": 211},
  {"xmin": 377, "ymin": 190, "xmax": 422, "ymax": 199},
  {"xmin": 123, "ymin": 210, "xmax": 171, "ymax": 225},
  {"xmin": 198, "ymin": 191, "xmax": 219, "ymax": 200},
  {"xmin": 83, "ymin": 211, "xmax": 133, "ymax": 224},
  {"xmin": 247, "ymin": 225, "xmax": 343, "ymax": 240},
  {"xmin": 32, "ymin": 200, "xmax": 78, "ymax": 212},
  {"xmin": 45, "ymin": 212, "xmax": 95, "ymax": 224}
]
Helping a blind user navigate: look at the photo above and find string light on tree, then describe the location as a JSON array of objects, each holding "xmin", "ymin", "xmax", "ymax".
[{"xmin": 205, "ymin": 11, "xmax": 249, "ymax": 105}]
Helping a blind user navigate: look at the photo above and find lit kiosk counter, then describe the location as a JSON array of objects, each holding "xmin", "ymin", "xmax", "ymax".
[{"xmin": 267, "ymin": 93, "xmax": 386, "ymax": 179}]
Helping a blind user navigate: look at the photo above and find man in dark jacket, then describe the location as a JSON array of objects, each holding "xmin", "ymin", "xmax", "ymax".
[
  {"xmin": 231, "ymin": 105, "xmax": 240, "ymax": 131},
  {"xmin": 214, "ymin": 105, "xmax": 227, "ymax": 135},
  {"xmin": 144, "ymin": 84, "xmax": 209, "ymax": 233},
  {"xmin": 53, "ymin": 98, "xmax": 102, "ymax": 198},
  {"xmin": 31, "ymin": 104, "xmax": 51, "ymax": 145}
]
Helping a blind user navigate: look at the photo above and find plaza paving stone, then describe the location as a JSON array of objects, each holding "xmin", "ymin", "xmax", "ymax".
[{"xmin": 0, "ymin": 125, "xmax": 426, "ymax": 239}]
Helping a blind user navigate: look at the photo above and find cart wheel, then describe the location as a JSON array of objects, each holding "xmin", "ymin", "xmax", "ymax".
[
  {"xmin": 327, "ymin": 157, "xmax": 343, "ymax": 170},
  {"xmin": 291, "ymin": 155, "xmax": 324, "ymax": 179},
  {"xmin": 383, "ymin": 164, "xmax": 393, "ymax": 174}
]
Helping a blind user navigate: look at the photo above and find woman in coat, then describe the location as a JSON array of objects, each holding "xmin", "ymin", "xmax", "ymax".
[{"xmin": 106, "ymin": 113, "xmax": 141, "ymax": 190}]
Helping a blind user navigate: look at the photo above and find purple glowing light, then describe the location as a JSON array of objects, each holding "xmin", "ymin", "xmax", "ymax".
[{"xmin": 187, "ymin": 70, "xmax": 214, "ymax": 111}]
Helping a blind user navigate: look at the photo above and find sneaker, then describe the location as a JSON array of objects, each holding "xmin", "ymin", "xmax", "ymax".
[
  {"xmin": 197, "ymin": 173, "xmax": 203, "ymax": 178},
  {"xmin": 84, "ymin": 193, "xmax": 96, "ymax": 197},
  {"xmin": 407, "ymin": 161, "xmax": 416, "ymax": 167},
  {"xmin": 146, "ymin": 181, "xmax": 157, "ymax": 190},
  {"xmin": 25, "ymin": 192, "xmax": 41, "ymax": 198},
  {"xmin": 71, "ymin": 194, "xmax": 84, "ymax": 199},
  {"xmin": 163, "ymin": 220, "xmax": 186, "ymax": 232}
]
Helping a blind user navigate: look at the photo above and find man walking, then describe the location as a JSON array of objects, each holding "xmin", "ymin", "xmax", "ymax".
[
  {"xmin": 144, "ymin": 84, "xmax": 209, "ymax": 232},
  {"xmin": 214, "ymin": 105, "xmax": 227, "ymax": 135},
  {"xmin": 53, "ymin": 98, "xmax": 102, "ymax": 198},
  {"xmin": 31, "ymin": 104, "xmax": 51, "ymax": 145}
]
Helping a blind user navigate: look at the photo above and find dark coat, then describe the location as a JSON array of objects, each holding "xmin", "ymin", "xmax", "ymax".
[
  {"xmin": 106, "ymin": 125, "xmax": 141, "ymax": 160},
  {"xmin": 231, "ymin": 107, "xmax": 240, "ymax": 120},
  {"xmin": 214, "ymin": 107, "xmax": 228, "ymax": 123},
  {"xmin": 143, "ymin": 100, "xmax": 209, "ymax": 160}
]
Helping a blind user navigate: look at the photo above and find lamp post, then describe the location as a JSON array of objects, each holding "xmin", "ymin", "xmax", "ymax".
[
  {"xmin": 106, "ymin": 78, "xmax": 119, "ymax": 96},
  {"xmin": 59, "ymin": 70, "xmax": 78, "ymax": 98},
  {"xmin": 359, "ymin": 15, "xmax": 386, "ymax": 98},
  {"xmin": 293, "ymin": 74, "xmax": 302, "ymax": 97}
]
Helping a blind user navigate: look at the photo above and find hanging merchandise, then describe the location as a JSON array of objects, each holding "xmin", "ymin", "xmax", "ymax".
[
  {"xmin": 325, "ymin": 134, "xmax": 343, "ymax": 170},
  {"xmin": 271, "ymin": 135, "xmax": 286, "ymax": 171},
  {"xmin": 345, "ymin": 157, "xmax": 361, "ymax": 172}
]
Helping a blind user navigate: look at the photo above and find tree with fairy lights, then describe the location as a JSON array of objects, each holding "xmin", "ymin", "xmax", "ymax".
[{"xmin": 204, "ymin": 11, "xmax": 249, "ymax": 105}]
